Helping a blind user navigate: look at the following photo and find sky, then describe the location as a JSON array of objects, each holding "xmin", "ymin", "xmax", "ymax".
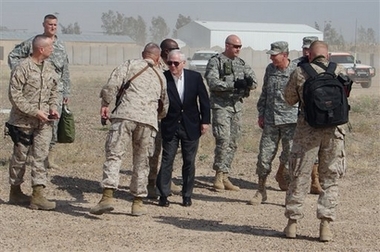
[{"xmin": 1, "ymin": 0, "xmax": 379, "ymax": 43}]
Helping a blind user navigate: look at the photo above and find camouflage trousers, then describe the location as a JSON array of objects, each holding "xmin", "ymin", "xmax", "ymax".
[
  {"xmin": 9, "ymin": 123, "xmax": 52, "ymax": 187},
  {"xmin": 285, "ymin": 121, "xmax": 346, "ymax": 221},
  {"xmin": 101, "ymin": 119, "xmax": 156, "ymax": 197},
  {"xmin": 256, "ymin": 123, "xmax": 296, "ymax": 178},
  {"xmin": 50, "ymin": 92, "xmax": 63, "ymax": 148},
  {"xmin": 148, "ymin": 122, "xmax": 162, "ymax": 181},
  {"xmin": 211, "ymin": 107, "xmax": 242, "ymax": 173}
]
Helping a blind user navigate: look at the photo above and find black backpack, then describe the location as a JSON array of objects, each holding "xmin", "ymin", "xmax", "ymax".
[{"xmin": 300, "ymin": 62, "xmax": 350, "ymax": 128}]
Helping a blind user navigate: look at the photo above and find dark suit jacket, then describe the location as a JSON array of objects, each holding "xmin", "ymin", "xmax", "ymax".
[{"xmin": 161, "ymin": 69, "xmax": 210, "ymax": 141}]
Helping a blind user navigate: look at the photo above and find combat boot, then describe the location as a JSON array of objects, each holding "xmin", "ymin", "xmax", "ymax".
[
  {"xmin": 275, "ymin": 163, "xmax": 289, "ymax": 191},
  {"xmin": 9, "ymin": 185, "xmax": 31, "ymax": 205},
  {"xmin": 131, "ymin": 197, "xmax": 147, "ymax": 216},
  {"xmin": 319, "ymin": 219, "xmax": 333, "ymax": 242},
  {"xmin": 310, "ymin": 163, "xmax": 322, "ymax": 194},
  {"xmin": 223, "ymin": 173, "xmax": 240, "ymax": 191},
  {"xmin": 29, "ymin": 185, "xmax": 56, "ymax": 210},
  {"xmin": 147, "ymin": 179, "xmax": 158, "ymax": 199},
  {"xmin": 248, "ymin": 177, "xmax": 267, "ymax": 205},
  {"xmin": 170, "ymin": 181, "xmax": 182, "ymax": 195},
  {"xmin": 46, "ymin": 148, "xmax": 59, "ymax": 169},
  {"xmin": 213, "ymin": 171, "xmax": 224, "ymax": 190},
  {"xmin": 89, "ymin": 188, "xmax": 114, "ymax": 215},
  {"xmin": 284, "ymin": 219, "xmax": 297, "ymax": 238}
]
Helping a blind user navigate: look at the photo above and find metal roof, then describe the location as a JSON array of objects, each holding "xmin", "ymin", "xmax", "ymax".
[
  {"xmin": 0, "ymin": 31, "xmax": 134, "ymax": 43},
  {"xmin": 194, "ymin": 20, "xmax": 321, "ymax": 34}
]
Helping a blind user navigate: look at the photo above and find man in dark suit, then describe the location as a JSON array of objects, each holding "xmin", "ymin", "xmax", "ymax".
[{"xmin": 156, "ymin": 49, "xmax": 210, "ymax": 207}]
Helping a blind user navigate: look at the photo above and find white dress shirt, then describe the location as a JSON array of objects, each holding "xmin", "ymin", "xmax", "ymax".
[{"xmin": 172, "ymin": 70, "xmax": 185, "ymax": 102}]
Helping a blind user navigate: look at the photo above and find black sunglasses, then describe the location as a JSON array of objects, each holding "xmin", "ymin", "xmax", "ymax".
[
  {"xmin": 168, "ymin": 47, "xmax": 179, "ymax": 51},
  {"xmin": 167, "ymin": 61, "xmax": 181, "ymax": 67},
  {"xmin": 227, "ymin": 43, "xmax": 242, "ymax": 49}
]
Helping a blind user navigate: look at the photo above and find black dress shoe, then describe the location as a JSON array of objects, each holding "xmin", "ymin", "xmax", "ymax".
[
  {"xmin": 158, "ymin": 196, "xmax": 170, "ymax": 207},
  {"xmin": 182, "ymin": 197, "xmax": 192, "ymax": 207}
]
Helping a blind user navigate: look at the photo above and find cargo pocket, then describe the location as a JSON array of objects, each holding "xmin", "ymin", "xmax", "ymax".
[
  {"xmin": 335, "ymin": 127, "xmax": 346, "ymax": 178},
  {"xmin": 148, "ymin": 129, "xmax": 157, "ymax": 157}
]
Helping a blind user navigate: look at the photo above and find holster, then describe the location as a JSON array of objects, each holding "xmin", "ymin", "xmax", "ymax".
[{"xmin": 5, "ymin": 122, "xmax": 33, "ymax": 146}]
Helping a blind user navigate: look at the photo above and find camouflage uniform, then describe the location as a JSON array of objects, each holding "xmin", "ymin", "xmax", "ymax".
[
  {"xmin": 148, "ymin": 56, "xmax": 168, "ymax": 181},
  {"xmin": 8, "ymin": 57, "xmax": 58, "ymax": 187},
  {"xmin": 100, "ymin": 58, "xmax": 169, "ymax": 197},
  {"xmin": 205, "ymin": 53, "xmax": 257, "ymax": 173},
  {"xmin": 8, "ymin": 35, "xmax": 71, "ymax": 146},
  {"xmin": 284, "ymin": 57, "xmax": 347, "ymax": 221},
  {"xmin": 256, "ymin": 61, "xmax": 298, "ymax": 177}
]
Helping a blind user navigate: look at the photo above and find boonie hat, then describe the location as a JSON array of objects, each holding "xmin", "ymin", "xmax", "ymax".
[
  {"xmin": 266, "ymin": 41, "xmax": 289, "ymax": 55},
  {"xmin": 302, "ymin": 36, "xmax": 319, "ymax": 48}
]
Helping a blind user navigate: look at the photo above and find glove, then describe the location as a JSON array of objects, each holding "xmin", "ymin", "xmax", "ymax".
[
  {"xmin": 234, "ymin": 79, "xmax": 248, "ymax": 89},
  {"xmin": 245, "ymin": 76, "xmax": 254, "ymax": 87}
]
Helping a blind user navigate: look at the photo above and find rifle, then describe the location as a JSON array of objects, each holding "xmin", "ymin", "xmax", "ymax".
[{"xmin": 111, "ymin": 63, "xmax": 152, "ymax": 114}]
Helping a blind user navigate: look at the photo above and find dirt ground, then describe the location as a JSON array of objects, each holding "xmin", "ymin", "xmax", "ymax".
[{"xmin": 0, "ymin": 66, "xmax": 379, "ymax": 252}]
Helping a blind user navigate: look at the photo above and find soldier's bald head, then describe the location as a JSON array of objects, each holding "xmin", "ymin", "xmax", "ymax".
[
  {"xmin": 309, "ymin": 41, "xmax": 329, "ymax": 62},
  {"xmin": 142, "ymin": 42, "xmax": 161, "ymax": 63},
  {"xmin": 225, "ymin": 35, "xmax": 241, "ymax": 45},
  {"xmin": 32, "ymin": 34, "xmax": 51, "ymax": 51}
]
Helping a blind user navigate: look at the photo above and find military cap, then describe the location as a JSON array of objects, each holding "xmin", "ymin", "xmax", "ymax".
[
  {"xmin": 302, "ymin": 36, "xmax": 319, "ymax": 48},
  {"xmin": 266, "ymin": 41, "xmax": 289, "ymax": 55}
]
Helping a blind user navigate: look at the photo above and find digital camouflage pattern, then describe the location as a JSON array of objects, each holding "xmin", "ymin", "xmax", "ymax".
[
  {"xmin": 100, "ymin": 58, "xmax": 169, "ymax": 197},
  {"xmin": 284, "ymin": 57, "xmax": 347, "ymax": 221},
  {"xmin": 8, "ymin": 57, "xmax": 58, "ymax": 187},
  {"xmin": 256, "ymin": 60, "xmax": 298, "ymax": 177},
  {"xmin": 8, "ymin": 35, "xmax": 71, "ymax": 99},
  {"xmin": 205, "ymin": 53, "xmax": 257, "ymax": 173},
  {"xmin": 100, "ymin": 58, "xmax": 169, "ymax": 131}
]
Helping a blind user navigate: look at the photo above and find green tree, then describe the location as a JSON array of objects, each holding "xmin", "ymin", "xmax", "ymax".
[
  {"xmin": 124, "ymin": 15, "xmax": 147, "ymax": 45},
  {"xmin": 323, "ymin": 21, "xmax": 345, "ymax": 47},
  {"xmin": 60, "ymin": 22, "xmax": 81, "ymax": 34},
  {"xmin": 101, "ymin": 10, "xmax": 126, "ymax": 35},
  {"xmin": 314, "ymin": 21, "xmax": 320, "ymax": 31},
  {"xmin": 172, "ymin": 14, "xmax": 192, "ymax": 38},
  {"xmin": 150, "ymin": 16, "xmax": 170, "ymax": 43}
]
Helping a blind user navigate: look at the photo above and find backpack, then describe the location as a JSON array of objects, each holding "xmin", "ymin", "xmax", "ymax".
[{"xmin": 300, "ymin": 62, "xmax": 350, "ymax": 128}]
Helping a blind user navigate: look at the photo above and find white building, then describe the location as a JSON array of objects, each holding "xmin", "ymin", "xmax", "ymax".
[{"xmin": 177, "ymin": 20, "xmax": 323, "ymax": 51}]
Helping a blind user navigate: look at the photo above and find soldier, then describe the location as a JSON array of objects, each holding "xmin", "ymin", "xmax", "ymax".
[
  {"xmin": 205, "ymin": 34, "xmax": 257, "ymax": 191},
  {"xmin": 293, "ymin": 36, "xmax": 322, "ymax": 194},
  {"xmin": 248, "ymin": 41, "xmax": 298, "ymax": 205},
  {"xmin": 283, "ymin": 41, "xmax": 348, "ymax": 242},
  {"xmin": 90, "ymin": 43, "xmax": 169, "ymax": 216},
  {"xmin": 7, "ymin": 34, "xmax": 59, "ymax": 210},
  {"xmin": 8, "ymin": 14, "xmax": 71, "ymax": 170},
  {"xmin": 147, "ymin": 38, "xmax": 181, "ymax": 199}
]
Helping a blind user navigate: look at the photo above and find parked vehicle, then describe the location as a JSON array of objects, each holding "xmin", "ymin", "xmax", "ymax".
[
  {"xmin": 187, "ymin": 50, "xmax": 219, "ymax": 75},
  {"xmin": 329, "ymin": 52, "xmax": 376, "ymax": 88}
]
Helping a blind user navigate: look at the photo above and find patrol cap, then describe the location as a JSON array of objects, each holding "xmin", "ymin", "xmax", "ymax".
[
  {"xmin": 302, "ymin": 36, "xmax": 319, "ymax": 48},
  {"xmin": 266, "ymin": 41, "xmax": 289, "ymax": 55}
]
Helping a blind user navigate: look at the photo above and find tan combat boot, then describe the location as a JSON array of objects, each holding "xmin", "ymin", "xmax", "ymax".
[
  {"xmin": 46, "ymin": 148, "xmax": 59, "ymax": 169},
  {"xmin": 320, "ymin": 219, "xmax": 333, "ymax": 242},
  {"xmin": 223, "ymin": 173, "xmax": 240, "ymax": 191},
  {"xmin": 131, "ymin": 197, "xmax": 147, "ymax": 216},
  {"xmin": 170, "ymin": 181, "xmax": 182, "ymax": 195},
  {"xmin": 213, "ymin": 171, "xmax": 224, "ymax": 190},
  {"xmin": 89, "ymin": 188, "xmax": 115, "ymax": 215},
  {"xmin": 248, "ymin": 177, "xmax": 267, "ymax": 205},
  {"xmin": 29, "ymin": 185, "xmax": 56, "ymax": 210},
  {"xmin": 9, "ymin": 185, "xmax": 31, "ymax": 205},
  {"xmin": 310, "ymin": 163, "xmax": 322, "ymax": 194},
  {"xmin": 284, "ymin": 219, "xmax": 297, "ymax": 238},
  {"xmin": 275, "ymin": 163, "xmax": 289, "ymax": 191},
  {"xmin": 147, "ymin": 179, "xmax": 158, "ymax": 199}
]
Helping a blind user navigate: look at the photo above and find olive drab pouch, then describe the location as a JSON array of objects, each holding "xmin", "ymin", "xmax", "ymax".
[
  {"xmin": 223, "ymin": 61, "xmax": 233, "ymax": 75},
  {"xmin": 57, "ymin": 104, "xmax": 75, "ymax": 143}
]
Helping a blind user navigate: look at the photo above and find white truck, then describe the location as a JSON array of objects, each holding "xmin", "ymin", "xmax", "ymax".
[{"xmin": 329, "ymin": 52, "xmax": 376, "ymax": 88}]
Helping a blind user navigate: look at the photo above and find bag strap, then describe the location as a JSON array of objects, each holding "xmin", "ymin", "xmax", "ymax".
[{"xmin": 300, "ymin": 63, "xmax": 318, "ymax": 78}]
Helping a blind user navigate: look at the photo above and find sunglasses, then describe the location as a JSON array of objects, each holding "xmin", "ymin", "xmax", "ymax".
[
  {"xmin": 227, "ymin": 43, "xmax": 242, "ymax": 49},
  {"xmin": 168, "ymin": 47, "xmax": 179, "ymax": 51},
  {"xmin": 167, "ymin": 61, "xmax": 181, "ymax": 67}
]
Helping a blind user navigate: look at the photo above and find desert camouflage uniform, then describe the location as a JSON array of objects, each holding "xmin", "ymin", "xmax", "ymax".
[
  {"xmin": 148, "ymin": 57, "xmax": 168, "ymax": 180},
  {"xmin": 8, "ymin": 57, "xmax": 58, "ymax": 187},
  {"xmin": 8, "ymin": 35, "xmax": 71, "ymax": 145},
  {"xmin": 100, "ymin": 58, "xmax": 169, "ymax": 197},
  {"xmin": 256, "ymin": 61, "xmax": 298, "ymax": 177},
  {"xmin": 205, "ymin": 53, "xmax": 257, "ymax": 173},
  {"xmin": 284, "ymin": 57, "xmax": 347, "ymax": 221}
]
